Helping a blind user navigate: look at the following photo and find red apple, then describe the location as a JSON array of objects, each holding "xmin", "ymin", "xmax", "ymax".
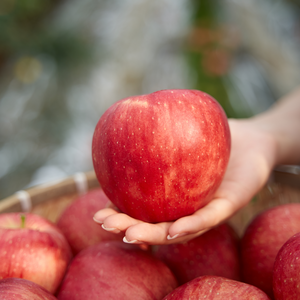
[
  {"xmin": 241, "ymin": 203, "xmax": 300, "ymax": 298},
  {"xmin": 57, "ymin": 241, "xmax": 178, "ymax": 300},
  {"xmin": 92, "ymin": 89, "xmax": 231, "ymax": 223},
  {"xmin": 0, "ymin": 212, "xmax": 72, "ymax": 294},
  {"xmin": 273, "ymin": 232, "xmax": 300, "ymax": 300},
  {"xmin": 155, "ymin": 223, "xmax": 241, "ymax": 285},
  {"xmin": 162, "ymin": 275, "xmax": 271, "ymax": 299},
  {"xmin": 0, "ymin": 278, "xmax": 57, "ymax": 300},
  {"xmin": 56, "ymin": 188, "xmax": 124, "ymax": 255}
]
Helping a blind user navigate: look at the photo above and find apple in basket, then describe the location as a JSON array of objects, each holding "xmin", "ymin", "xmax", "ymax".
[
  {"xmin": 273, "ymin": 231, "xmax": 300, "ymax": 300},
  {"xmin": 154, "ymin": 222, "xmax": 241, "ymax": 285},
  {"xmin": 57, "ymin": 241, "xmax": 178, "ymax": 300},
  {"xmin": 56, "ymin": 187, "xmax": 124, "ymax": 255},
  {"xmin": 0, "ymin": 212, "xmax": 72, "ymax": 294},
  {"xmin": 92, "ymin": 89, "xmax": 231, "ymax": 223},
  {"xmin": 241, "ymin": 203, "xmax": 300, "ymax": 298},
  {"xmin": 162, "ymin": 275, "xmax": 271, "ymax": 300},
  {"xmin": 0, "ymin": 278, "xmax": 58, "ymax": 300}
]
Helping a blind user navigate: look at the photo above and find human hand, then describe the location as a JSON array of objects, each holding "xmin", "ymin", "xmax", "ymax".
[{"xmin": 93, "ymin": 118, "xmax": 277, "ymax": 245}]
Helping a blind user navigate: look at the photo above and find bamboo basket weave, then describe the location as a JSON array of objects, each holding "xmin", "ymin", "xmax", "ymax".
[{"xmin": 0, "ymin": 167, "xmax": 299, "ymax": 236}]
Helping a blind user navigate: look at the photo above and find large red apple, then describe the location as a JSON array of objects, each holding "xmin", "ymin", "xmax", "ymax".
[
  {"xmin": 0, "ymin": 212, "xmax": 72, "ymax": 294},
  {"xmin": 155, "ymin": 223, "xmax": 241, "ymax": 285},
  {"xmin": 56, "ymin": 188, "xmax": 124, "ymax": 255},
  {"xmin": 241, "ymin": 203, "xmax": 300, "ymax": 298},
  {"xmin": 57, "ymin": 241, "xmax": 178, "ymax": 300},
  {"xmin": 0, "ymin": 278, "xmax": 57, "ymax": 300},
  {"xmin": 162, "ymin": 275, "xmax": 271, "ymax": 299},
  {"xmin": 273, "ymin": 232, "xmax": 300, "ymax": 300},
  {"xmin": 92, "ymin": 89, "xmax": 231, "ymax": 223}
]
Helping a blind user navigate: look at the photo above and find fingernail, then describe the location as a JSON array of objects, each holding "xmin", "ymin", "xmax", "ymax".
[
  {"xmin": 101, "ymin": 224, "xmax": 121, "ymax": 234},
  {"xmin": 167, "ymin": 233, "xmax": 187, "ymax": 240},
  {"xmin": 123, "ymin": 236, "xmax": 142, "ymax": 244},
  {"xmin": 93, "ymin": 216, "xmax": 103, "ymax": 224},
  {"xmin": 167, "ymin": 234, "xmax": 179, "ymax": 240}
]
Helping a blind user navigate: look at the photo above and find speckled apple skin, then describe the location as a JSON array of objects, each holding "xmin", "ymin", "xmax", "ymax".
[
  {"xmin": 273, "ymin": 232, "xmax": 300, "ymax": 300},
  {"xmin": 163, "ymin": 275, "xmax": 271, "ymax": 300},
  {"xmin": 155, "ymin": 223, "xmax": 241, "ymax": 285},
  {"xmin": 57, "ymin": 188, "xmax": 124, "ymax": 255},
  {"xmin": 0, "ymin": 213, "xmax": 72, "ymax": 294},
  {"xmin": 241, "ymin": 203, "xmax": 300, "ymax": 298},
  {"xmin": 57, "ymin": 241, "xmax": 178, "ymax": 300},
  {"xmin": 92, "ymin": 89, "xmax": 231, "ymax": 223},
  {"xmin": 0, "ymin": 278, "xmax": 58, "ymax": 300}
]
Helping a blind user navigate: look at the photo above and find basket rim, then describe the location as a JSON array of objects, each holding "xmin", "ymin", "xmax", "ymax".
[
  {"xmin": 0, "ymin": 166, "xmax": 298, "ymax": 215},
  {"xmin": 272, "ymin": 166, "xmax": 300, "ymax": 190},
  {"xmin": 0, "ymin": 170, "xmax": 100, "ymax": 214}
]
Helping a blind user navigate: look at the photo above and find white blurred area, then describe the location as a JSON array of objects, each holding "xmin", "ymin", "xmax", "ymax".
[
  {"xmin": 0, "ymin": 0, "xmax": 192, "ymax": 197},
  {"xmin": 221, "ymin": 0, "xmax": 300, "ymax": 116},
  {"xmin": 0, "ymin": 0, "xmax": 300, "ymax": 199}
]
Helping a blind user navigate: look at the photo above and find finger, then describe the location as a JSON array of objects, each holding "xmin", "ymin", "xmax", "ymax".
[
  {"xmin": 93, "ymin": 208, "xmax": 119, "ymax": 224},
  {"xmin": 168, "ymin": 197, "xmax": 238, "ymax": 239},
  {"xmin": 124, "ymin": 222, "xmax": 211, "ymax": 245},
  {"xmin": 166, "ymin": 227, "xmax": 211, "ymax": 242},
  {"xmin": 101, "ymin": 212, "xmax": 143, "ymax": 235},
  {"xmin": 123, "ymin": 222, "xmax": 172, "ymax": 245},
  {"xmin": 93, "ymin": 208, "xmax": 123, "ymax": 234}
]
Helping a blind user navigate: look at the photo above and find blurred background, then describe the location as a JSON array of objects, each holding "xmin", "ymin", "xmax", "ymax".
[{"xmin": 0, "ymin": 0, "xmax": 300, "ymax": 200}]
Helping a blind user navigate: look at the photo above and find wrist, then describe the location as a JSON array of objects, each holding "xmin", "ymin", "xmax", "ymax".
[
  {"xmin": 229, "ymin": 117, "xmax": 278, "ymax": 170},
  {"xmin": 250, "ymin": 109, "xmax": 300, "ymax": 166}
]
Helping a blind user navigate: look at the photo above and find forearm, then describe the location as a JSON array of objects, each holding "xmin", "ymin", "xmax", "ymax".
[{"xmin": 251, "ymin": 86, "xmax": 300, "ymax": 165}]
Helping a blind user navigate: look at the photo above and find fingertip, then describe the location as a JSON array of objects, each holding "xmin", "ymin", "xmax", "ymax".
[
  {"xmin": 168, "ymin": 214, "xmax": 207, "ymax": 239},
  {"xmin": 93, "ymin": 207, "xmax": 119, "ymax": 224},
  {"xmin": 101, "ymin": 224, "xmax": 121, "ymax": 234},
  {"xmin": 166, "ymin": 233, "xmax": 189, "ymax": 240},
  {"xmin": 93, "ymin": 210, "xmax": 105, "ymax": 224},
  {"xmin": 123, "ymin": 236, "xmax": 143, "ymax": 244},
  {"xmin": 167, "ymin": 217, "xmax": 189, "ymax": 238},
  {"xmin": 125, "ymin": 222, "xmax": 172, "ymax": 245},
  {"xmin": 93, "ymin": 216, "xmax": 103, "ymax": 224},
  {"xmin": 166, "ymin": 233, "xmax": 179, "ymax": 240},
  {"xmin": 102, "ymin": 213, "xmax": 142, "ymax": 233},
  {"xmin": 124, "ymin": 223, "xmax": 146, "ymax": 242}
]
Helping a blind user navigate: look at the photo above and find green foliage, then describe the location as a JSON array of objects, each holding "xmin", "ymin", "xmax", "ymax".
[
  {"xmin": 0, "ymin": 0, "xmax": 92, "ymax": 71},
  {"xmin": 185, "ymin": 0, "xmax": 237, "ymax": 118}
]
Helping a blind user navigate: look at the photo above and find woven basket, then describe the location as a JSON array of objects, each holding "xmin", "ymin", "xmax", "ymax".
[
  {"xmin": 0, "ymin": 168, "xmax": 299, "ymax": 236},
  {"xmin": 0, "ymin": 170, "xmax": 100, "ymax": 223}
]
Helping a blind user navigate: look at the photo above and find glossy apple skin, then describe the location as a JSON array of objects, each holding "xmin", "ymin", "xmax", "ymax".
[
  {"xmin": 155, "ymin": 223, "xmax": 241, "ymax": 285},
  {"xmin": 162, "ymin": 275, "xmax": 271, "ymax": 300},
  {"xmin": 57, "ymin": 241, "xmax": 178, "ymax": 300},
  {"xmin": 57, "ymin": 188, "xmax": 124, "ymax": 255},
  {"xmin": 0, "ymin": 278, "xmax": 57, "ymax": 300},
  {"xmin": 0, "ymin": 213, "xmax": 72, "ymax": 294},
  {"xmin": 273, "ymin": 232, "xmax": 300, "ymax": 300},
  {"xmin": 241, "ymin": 203, "xmax": 300, "ymax": 298},
  {"xmin": 92, "ymin": 89, "xmax": 231, "ymax": 223}
]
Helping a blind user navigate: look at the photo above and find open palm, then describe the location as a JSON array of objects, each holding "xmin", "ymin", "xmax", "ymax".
[{"xmin": 94, "ymin": 118, "xmax": 277, "ymax": 245}]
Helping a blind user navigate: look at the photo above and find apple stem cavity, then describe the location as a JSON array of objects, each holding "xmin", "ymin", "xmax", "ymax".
[{"xmin": 20, "ymin": 214, "xmax": 26, "ymax": 229}]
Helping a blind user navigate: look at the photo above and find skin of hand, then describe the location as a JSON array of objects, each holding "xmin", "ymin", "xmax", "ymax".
[{"xmin": 93, "ymin": 118, "xmax": 278, "ymax": 245}]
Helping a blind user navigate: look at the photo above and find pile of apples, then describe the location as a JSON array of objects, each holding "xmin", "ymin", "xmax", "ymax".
[{"xmin": 0, "ymin": 89, "xmax": 299, "ymax": 300}]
